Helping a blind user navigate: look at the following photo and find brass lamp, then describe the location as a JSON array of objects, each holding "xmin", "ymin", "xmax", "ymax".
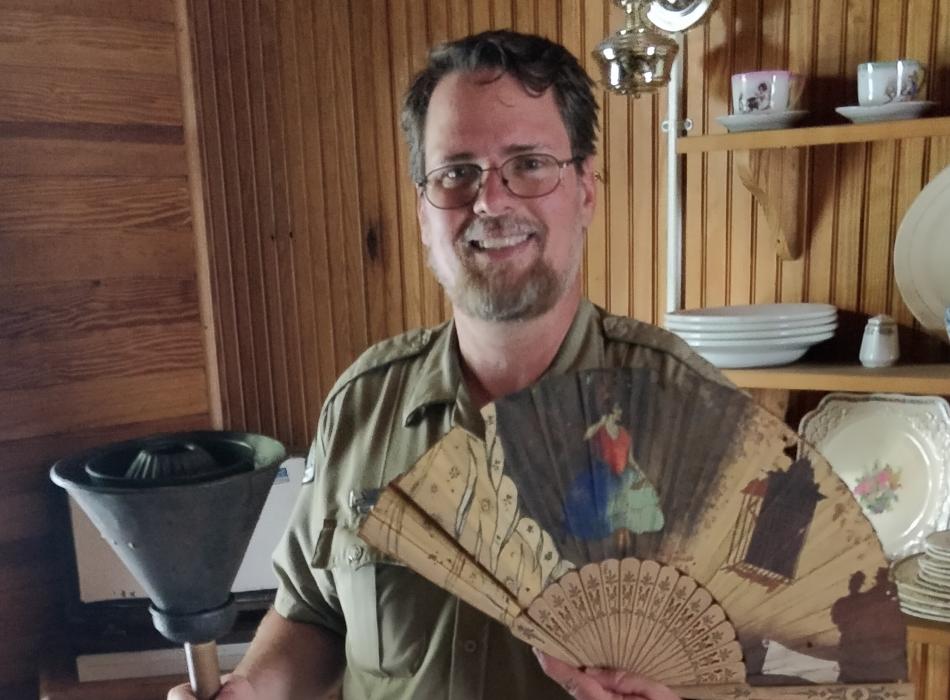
[{"xmin": 593, "ymin": 0, "xmax": 719, "ymax": 97}]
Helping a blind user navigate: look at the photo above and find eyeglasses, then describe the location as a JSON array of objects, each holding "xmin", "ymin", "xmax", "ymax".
[{"xmin": 418, "ymin": 153, "xmax": 582, "ymax": 210}]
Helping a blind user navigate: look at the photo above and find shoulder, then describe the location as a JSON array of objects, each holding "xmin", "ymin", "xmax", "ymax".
[
  {"xmin": 594, "ymin": 305, "xmax": 733, "ymax": 386},
  {"xmin": 324, "ymin": 321, "xmax": 449, "ymax": 405}
]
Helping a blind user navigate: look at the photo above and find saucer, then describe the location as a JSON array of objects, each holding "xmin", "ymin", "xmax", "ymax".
[
  {"xmin": 716, "ymin": 110, "xmax": 808, "ymax": 133},
  {"xmin": 835, "ymin": 101, "xmax": 936, "ymax": 123}
]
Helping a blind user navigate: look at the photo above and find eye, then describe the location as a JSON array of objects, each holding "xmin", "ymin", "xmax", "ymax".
[
  {"xmin": 435, "ymin": 164, "xmax": 480, "ymax": 189},
  {"xmin": 512, "ymin": 155, "xmax": 548, "ymax": 172}
]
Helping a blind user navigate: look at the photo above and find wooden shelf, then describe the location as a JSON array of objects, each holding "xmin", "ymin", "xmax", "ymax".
[
  {"xmin": 677, "ymin": 115, "xmax": 950, "ymax": 154},
  {"xmin": 724, "ymin": 363, "xmax": 950, "ymax": 394}
]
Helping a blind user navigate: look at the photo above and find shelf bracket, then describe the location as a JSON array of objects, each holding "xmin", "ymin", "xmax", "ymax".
[{"xmin": 734, "ymin": 147, "xmax": 807, "ymax": 260}]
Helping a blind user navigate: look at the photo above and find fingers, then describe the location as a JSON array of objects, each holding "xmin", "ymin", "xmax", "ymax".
[
  {"xmin": 533, "ymin": 649, "xmax": 613, "ymax": 699},
  {"xmin": 166, "ymin": 674, "xmax": 255, "ymax": 700},
  {"xmin": 533, "ymin": 649, "xmax": 682, "ymax": 700},
  {"xmin": 583, "ymin": 668, "xmax": 682, "ymax": 700}
]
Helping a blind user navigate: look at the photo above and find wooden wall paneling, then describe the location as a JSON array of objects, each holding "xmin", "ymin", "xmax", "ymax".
[
  {"xmin": 369, "ymin": 1, "xmax": 408, "ymax": 341},
  {"xmin": 725, "ymin": 0, "xmax": 758, "ymax": 307},
  {"xmin": 537, "ymin": 0, "xmax": 558, "ymax": 40},
  {"xmin": 223, "ymin": 0, "xmax": 276, "ymax": 435},
  {"xmin": 861, "ymin": 3, "xmax": 905, "ymax": 316},
  {"xmin": 805, "ymin": 0, "xmax": 846, "ymax": 306},
  {"xmin": 448, "ymin": 0, "xmax": 471, "ymax": 40},
  {"xmin": 583, "ymin": 0, "xmax": 608, "ymax": 308},
  {"xmin": 491, "ymin": 0, "xmax": 512, "ymax": 29},
  {"xmin": 390, "ymin": 0, "xmax": 426, "ymax": 330},
  {"xmin": 777, "ymin": 0, "xmax": 810, "ymax": 303},
  {"xmin": 234, "ymin": 0, "xmax": 282, "ymax": 439},
  {"xmin": 413, "ymin": 0, "xmax": 450, "ymax": 327},
  {"xmin": 0, "ymin": 177, "xmax": 190, "ymax": 236},
  {"xmin": 0, "ymin": 132, "xmax": 187, "ymax": 177},
  {"xmin": 0, "ymin": 0, "xmax": 176, "ymax": 23},
  {"xmin": 251, "ymin": 0, "xmax": 306, "ymax": 447},
  {"xmin": 0, "ymin": 65, "xmax": 182, "ymax": 126},
  {"xmin": 0, "ymin": 8, "xmax": 178, "ymax": 75},
  {"xmin": 350, "ymin": 4, "xmax": 390, "ymax": 348},
  {"xmin": 630, "ymin": 91, "xmax": 659, "ymax": 322},
  {"xmin": 330, "ymin": 2, "xmax": 371, "ymax": 360},
  {"xmin": 0, "ymin": 279, "xmax": 200, "ymax": 342},
  {"xmin": 0, "ymin": 322, "xmax": 205, "ymax": 391},
  {"xmin": 189, "ymin": 0, "xmax": 243, "ymax": 428},
  {"xmin": 0, "ymin": 230, "xmax": 196, "ymax": 284},
  {"xmin": 682, "ymin": 26, "xmax": 706, "ymax": 310},
  {"xmin": 832, "ymin": 0, "xmax": 875, "ymax": 313},
  {"xmin": 0, "ymin": 369, "xmax": 209, "ymax": 442},
  {"xmin": 471, "ymin": 0, "xmax": 491, "ymax": 33},
  {"xmin": 605, "ymin": 4, "xmax": 631, "ymax": 317},
  {"xmin": 278, "ymin": 0, "xmax": 335, "ymax": 438},
  {"xmin": 702, "ymin": 8, "xmax": 730, "ymax": 309}
]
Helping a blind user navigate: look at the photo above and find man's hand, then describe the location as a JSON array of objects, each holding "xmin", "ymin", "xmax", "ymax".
[
  {"xmin": 167, "ymin": 673, "xmax": 257, "ymax": 700},
  {"xmin": 534, "ymin": 649, "xmax": 682, "ymax": 700}
]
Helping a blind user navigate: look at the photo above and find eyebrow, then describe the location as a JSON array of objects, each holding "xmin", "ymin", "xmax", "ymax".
[{"xmin": 438, "ymin": 143, "xmax": 549, "ymax": 164}]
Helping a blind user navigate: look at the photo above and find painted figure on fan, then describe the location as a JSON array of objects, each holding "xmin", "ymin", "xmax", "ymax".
[{"xmin": 562, "ymin": 403, "xmax": 665, "ymax": 540}]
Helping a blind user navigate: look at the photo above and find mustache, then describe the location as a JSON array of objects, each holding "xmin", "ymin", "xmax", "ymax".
[{"xmin": 462, "ymin": 216, "xmax": 545, "ymax": 243}]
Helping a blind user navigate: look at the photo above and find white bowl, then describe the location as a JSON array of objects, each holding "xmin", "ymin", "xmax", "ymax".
[{"xmin": 683, "ymin": 329, "xmax": 835, "ymax": 368}]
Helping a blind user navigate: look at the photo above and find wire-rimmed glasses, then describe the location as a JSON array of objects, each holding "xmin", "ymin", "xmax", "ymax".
[{"xmin": 418, "ymin": 153, "xmax": 582, "ymax": 210}]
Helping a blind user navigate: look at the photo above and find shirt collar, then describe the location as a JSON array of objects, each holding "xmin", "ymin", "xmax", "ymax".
[
  {"xmin": 401, "ymin": 298, "xmax": 605, "ymax": 427},
  {"xmin": 402, "ymin": 319, "xmax": 463, "ymax": 426}
]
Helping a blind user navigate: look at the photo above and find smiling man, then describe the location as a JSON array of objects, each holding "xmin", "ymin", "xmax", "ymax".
[{"xmin": 170, "ymin": 29, "xmax": 725, "ymax": 700}]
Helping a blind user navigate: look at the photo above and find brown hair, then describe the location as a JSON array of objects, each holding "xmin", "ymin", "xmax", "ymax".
[{"xmin": 401, "ymin": 30, "xmax": 599, "ymax": 184}]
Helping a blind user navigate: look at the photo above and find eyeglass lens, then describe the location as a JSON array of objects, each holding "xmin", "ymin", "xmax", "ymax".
[{"xmin": 423, "ymin": 153, "xmax": 569, "ymax": 209}]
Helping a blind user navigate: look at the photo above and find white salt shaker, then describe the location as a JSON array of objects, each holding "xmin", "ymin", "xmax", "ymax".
[{"xmin": 859, "ymin": 314, "xmax": 900, "ymax": 367}]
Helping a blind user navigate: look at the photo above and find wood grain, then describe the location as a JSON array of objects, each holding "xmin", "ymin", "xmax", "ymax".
[
  {"xmin": 0, "ymin": 177, "xmax": 190, "ymax": 236},
  {"xmin": 0, "ymin": 9, "xmax": 177, "ymax": 74},
  {"xmin": 0, "ymin": 65, "xmax": 182, "ymax": 126},
  {"xmin": 0, "ymin": 368, "xmax": 210, "ymax": 442},
  {"xmin": 0, "ymin": 136, "xmax": 187, "ymax": 176}
]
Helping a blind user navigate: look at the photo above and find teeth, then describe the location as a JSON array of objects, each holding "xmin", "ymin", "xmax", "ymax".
[{"xmin": 473, "ymin": 234, "xmax": 529, "ymax": 250}]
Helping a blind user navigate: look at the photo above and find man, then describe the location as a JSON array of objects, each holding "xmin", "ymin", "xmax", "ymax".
[{"xmin": 171, "ymin": 29, "xmax": 724, "ymax": 700}]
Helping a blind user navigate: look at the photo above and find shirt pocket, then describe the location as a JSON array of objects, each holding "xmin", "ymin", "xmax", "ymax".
[{"xmin": 319, "ymin": 524, "xmax": 432, "ymax": 678}]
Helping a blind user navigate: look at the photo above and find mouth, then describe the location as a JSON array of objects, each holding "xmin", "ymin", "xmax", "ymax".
[{"xmin": 468, "ymin": 233, "xmax": 534, "ymax": 251}]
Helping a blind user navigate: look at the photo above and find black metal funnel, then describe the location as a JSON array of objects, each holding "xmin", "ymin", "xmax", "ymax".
[{"xmin": 50, "ymin": 430, "xmax": 285, "ymax": 694}]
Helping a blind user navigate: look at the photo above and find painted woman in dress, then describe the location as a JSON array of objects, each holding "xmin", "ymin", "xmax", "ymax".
[{"xmin": 562, "ymin": 402, "xmax": 665, "ymax": 542}]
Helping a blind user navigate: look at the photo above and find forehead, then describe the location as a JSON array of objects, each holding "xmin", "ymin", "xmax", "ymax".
[{"xmin": 423, "ymin": 70, "xmax": 570, "ymax": 167}]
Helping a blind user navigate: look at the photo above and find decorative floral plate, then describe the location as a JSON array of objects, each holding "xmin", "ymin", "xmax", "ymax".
[{"xmin": 800, "ymin": 393, "xmax": 950, "ymax": 559}]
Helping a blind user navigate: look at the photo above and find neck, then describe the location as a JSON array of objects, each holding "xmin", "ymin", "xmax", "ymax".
[{"xmin": 454, "ymin": 282, "xmax": 581, "ymax": 408}]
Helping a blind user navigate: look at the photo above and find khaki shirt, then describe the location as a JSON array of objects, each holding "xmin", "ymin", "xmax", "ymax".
[{"xmin": 273, "ymin": 299, "xmax": 729, "ymax": 699}]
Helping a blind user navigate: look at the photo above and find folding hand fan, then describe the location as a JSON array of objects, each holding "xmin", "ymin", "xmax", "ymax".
[{"xmin": 359, "ymin": 367, "xmax": 911, "ymax": 699}]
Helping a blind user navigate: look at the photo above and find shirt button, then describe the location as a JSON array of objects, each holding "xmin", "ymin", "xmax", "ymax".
[
  {"xmin": 346, "ymin": 544, "xmax": 364, "ymax": 565},
  {"xmin": 462, "ymin": 639, "xmax": 478, "ymax": 653}
]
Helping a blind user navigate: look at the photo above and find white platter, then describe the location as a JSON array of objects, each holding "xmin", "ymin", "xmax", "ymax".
[
  {"xmin": 716, "ymin": 110, "xmax": 808, "ymax": 132},
  {"xmin": 894, "ymin": 163, "xmax": 950, "ymax": 336},
  {"xmin": 835, "ymin": 101, "xmax": 936, "ymax": 124},
  {"xmin": 800, "ymin": 394, "xmax": 950, "ymax": 559},
  {"xmin": 671, "ymin": 320, "xmax": 837, "ymax": 342},
  {"xmin": 666, "ymin": 303, "xmax": 837, "ymax": 330}
]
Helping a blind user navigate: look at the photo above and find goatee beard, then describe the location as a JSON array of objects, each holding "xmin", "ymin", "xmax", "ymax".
[{"xmin": 432, "ymin": 215, "xmax": 572, "ymax": 322}]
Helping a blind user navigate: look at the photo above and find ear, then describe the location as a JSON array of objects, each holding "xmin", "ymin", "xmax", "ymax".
[
  {"xmin": 416, "ymin": 187, "xmax": 431, "ymax": 246},
  {"xmin": 576, "ymin": 155, "xmax": 597, "ymax": 228}
]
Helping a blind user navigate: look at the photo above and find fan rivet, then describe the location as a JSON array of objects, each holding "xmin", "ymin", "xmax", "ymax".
[
  {"xmin": 462, "ymin": 639, "xmax": 478, "ymax": 653},
  {"xmin": 347, "ymin": 544, "xmax": 364, "ymax": 565}
]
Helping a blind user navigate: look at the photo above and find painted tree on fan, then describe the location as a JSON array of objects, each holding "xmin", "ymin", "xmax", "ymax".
[{"xmin": 562, "ymin": 402, "xmax": 665, "ymax": 542}]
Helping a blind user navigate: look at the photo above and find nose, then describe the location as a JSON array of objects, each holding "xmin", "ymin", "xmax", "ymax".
[{"xmin": 472, "ymin": 167, "xmax": 516, "ymax": 217}]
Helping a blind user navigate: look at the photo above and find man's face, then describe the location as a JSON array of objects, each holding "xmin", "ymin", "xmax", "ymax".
[{"xmin": 417, "ymin": 70, "xmax": 596, "ymax": 321}]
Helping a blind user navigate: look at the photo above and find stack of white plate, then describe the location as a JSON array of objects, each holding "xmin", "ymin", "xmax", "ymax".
[
  {"xmin": 892, "ymin": 531, "xmax": 950, "ymax": 623},
  {"xmin": 664, "ymin": 303, "xmax": 837, "ymax": 368}
]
